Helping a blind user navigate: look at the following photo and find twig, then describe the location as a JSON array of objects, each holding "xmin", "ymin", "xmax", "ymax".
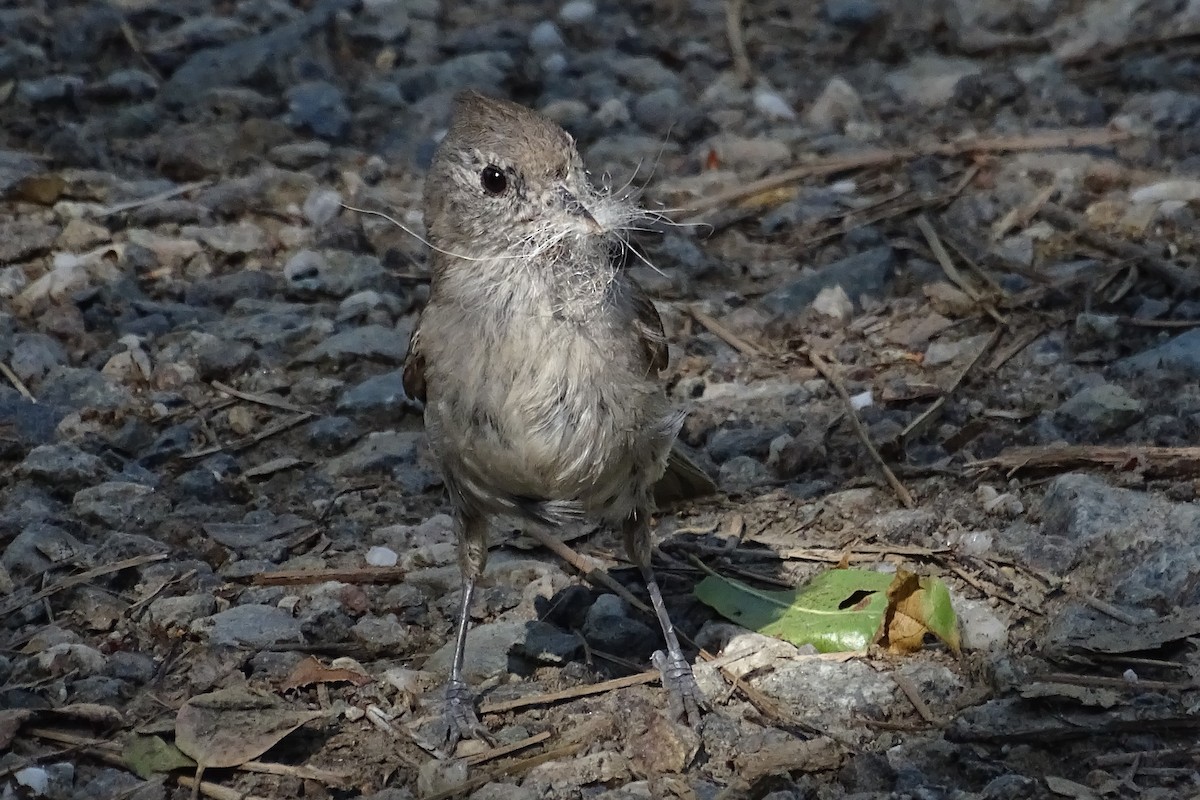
[
  {"xmin": 176, "ymin": 775, "xmax": 271, "ymax": 800},
  {"xmin": 248, "ymin": 565, "xmax": 408, "ymax": 586},
  {"xmin": 892, "ymin": 672, "xmax": 938, "ymax": 724},
  {"xmin": 1068, "ymin": 590, "xmax": 1140, "ymax": 626},
  {"xmin": 464, "ymin": 731, "xmax": 551, "ymax": 766},
  {"xmin": 520, "ymin": 527, "xmax": 652, "ymax": 615},
  {"xmin": 680, "ymin": 127, "xmax": 1132, "ymax": 219},
  {"xmin": 0, "ymin": 553, "xmax": 168, "ymax": 618},
  {"xmin": 915, "ymin": 214, "xmax": 1006, "ymax": 326},
  {"xmin": 0, "ymin": 361, "xmax": 35, "ymax": 402},
  {"xmin": 210, "ymin": 380, "xmax": 315, "ymax": 415},
  {"xmin": 991, "ymin": 184, "xmax": 1056, "ymax": 240},
  {"xmin": 1038, "ymin": 672, "xmax": 1192, "ymax": 693},
  {"xmin": 986, "ymin": 323, "xmax": 1047, "ymax": 371},
  {"xmin": 806, "ymin": 347, "xmax": 914, "ymax": 508},
  {"xmin": 240, "ymin": 760, "xmax": 350, "ymax": 785},
  {"xmin": 937, "ymin": 559, "xmax": 1043, "ymax": 616},
  {"xmin": 479, "ymin": 669, "xmax": 659, "ymax": 714},
  {"xmin": 968, "ymin": 444, "xmax": 1200, "ymax": 479},
  {"xmin": 97, "ymin": 180, "xmax": 209, "ymax": 217},
  {"xmin": 899, "ymin": 326, "xmax": 1002, "ymax": 444},
  {"xmin": 724, "ymin": 0, "xmax": 753, "ymax": 85},
  {"xmin": 780, "ymin": 544, "xmax": 949, "ymax": 562},
  {"xmin": 1038, "ymin": 202, "xmax": 1200, "ymax": 292},
  {"xmin": 182, "ymin": 411, "xmax": 313, "ymax": 459},
  {"xmin": 689, "ymin": 305, "xmax": 765, "ymax": 357}
]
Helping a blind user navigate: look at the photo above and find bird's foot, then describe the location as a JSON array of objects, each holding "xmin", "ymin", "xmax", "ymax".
[
  {"xmin": 651, "ymin": 649, "xmax": 705, "ymax": 727},
  {"xmin": 440, "ymin": 679, "xmax": 496, "ymax": 751}
]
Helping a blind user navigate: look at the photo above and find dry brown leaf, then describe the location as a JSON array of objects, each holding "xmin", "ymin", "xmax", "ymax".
[
  {"xmin": 175, "ymin": 686, "xmax": 325, "ymax": 770},
  {"xmin": 281, "ymin": 656, "xmax": 373, "ymax": 692}
]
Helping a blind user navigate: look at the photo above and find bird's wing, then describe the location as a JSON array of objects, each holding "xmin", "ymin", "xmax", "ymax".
[
  {"xmin": 627, "ymin": 278, "xmax": 669, "ymax": 375},
  {"xmin": 402, "ymin": 321, "xmax": 427, "ymax": 403}
]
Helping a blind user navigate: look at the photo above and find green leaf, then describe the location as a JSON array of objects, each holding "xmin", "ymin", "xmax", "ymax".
[
  {"xmin": 695, "ymin": 567, "xmax": 959, "ymax": 654},
  {"xmin": 122, "ymin": 734, "xmax": 195, "ymax": 779}
]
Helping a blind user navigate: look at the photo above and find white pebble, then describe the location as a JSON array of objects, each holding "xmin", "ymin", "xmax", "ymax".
[
  {"xmin": 303, "ymin": 187, "xmax": 342, "ymax": 226},
  {"xmin": 365, "ymin": 545, "xmax": 398, "ymax": 567},
  {"xmin": 957, "ymin": 598, "xmax": 1007, "ymax": 651},
  {"xmin": 753, "ymin": 89, "xmax": 796, "ymax": 120},
  {"xmin": 559, "ymin": 0, "xmax": 596, "ymax": 25},
  {"xmin": 15, "ymin": 767, "xmax": 49, "ymax": 795},
  {"xmin": 850, "ymin": 389, "xmax": 873, "ymax": 410},
  {"xmin": 529, "ymin": 20, "xmax": 564, "ymax": 51}
]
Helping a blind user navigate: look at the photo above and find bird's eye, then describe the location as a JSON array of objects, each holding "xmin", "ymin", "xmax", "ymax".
[{"xmin": 480, "ymin": 165, "xmax": 508, "ymax": 195}]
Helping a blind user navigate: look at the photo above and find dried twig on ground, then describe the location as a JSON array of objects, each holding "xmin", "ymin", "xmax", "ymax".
[
  {"xmin": 689, "ymin": 305, "xmax": 765, "ymax": 357},
  {"xmin": 249, "ymin": 566, "xmax": 408, "ymax": 586},
  {"xmin": 806, "ymin": 347, "xmax": 915, "ymax": 508},
  {"xmin": 968, "ymin": 445, "xmax": 1200, "ymax": 479},
  {"xmin": 1038, "ymin": 203, "xmax": 1200, "ymax": 292},
  {"xmin": 480, "ymin": 670, "xmax": 660, "ymax": 715},
  {"xmin": 0, "ymin": 553, "xmax": 168, "ymax": 618},
  {"xmin": 681, "ymin": 128, "xmax": 1132, "ymax": 219}
]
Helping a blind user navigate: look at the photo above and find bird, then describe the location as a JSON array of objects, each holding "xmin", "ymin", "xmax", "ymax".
[{"xmin": 402, "ymin": 90, "xmax": 713, "ymax": 746}]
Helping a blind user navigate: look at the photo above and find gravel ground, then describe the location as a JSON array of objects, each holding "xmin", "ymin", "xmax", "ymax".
[{"xmin": 2, "ymin": 0, "xmax": 1200, "ymax": 798}]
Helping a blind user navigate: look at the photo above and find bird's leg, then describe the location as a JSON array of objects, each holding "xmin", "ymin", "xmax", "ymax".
[
  {"xmin": 623, "ymin": 510, "xmax": 704, "ymax": 727},
  {"xmin": 442, "ymin": 512, "xmax": 496, "ymax": 748}
]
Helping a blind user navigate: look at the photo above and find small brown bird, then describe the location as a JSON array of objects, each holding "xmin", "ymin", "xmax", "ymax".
[{"xmin": 403, "ymin": 91, "xmax": 712, "ymax": 744}]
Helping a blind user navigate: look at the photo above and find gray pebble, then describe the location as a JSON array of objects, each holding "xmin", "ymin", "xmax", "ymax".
[
  {"xmin": 1055, "ymin": 384, "xmax": 1144, "ymax": 435},
  {"xmin": 18, "ymin": 444, "xmax": 109, "ymax": 489},
  {"xmin": 761, "ymin": 246, "xmax": 895, "ymax": 316},
  {"xmin": 559, "ymin": 0, "xmax": 597, "ymax": 25},
  {"xmin": 201, "ymin": 604, "xmax": 305, "ymax": 647}
]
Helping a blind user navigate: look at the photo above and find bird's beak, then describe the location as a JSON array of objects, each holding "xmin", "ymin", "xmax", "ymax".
[{"xmin": 558, "ymin": 186, "xmax": 603, "ymax": 233}]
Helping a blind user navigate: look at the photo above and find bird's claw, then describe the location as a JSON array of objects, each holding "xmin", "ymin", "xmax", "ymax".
[
  {"xmin": 651, "ymin": 649, "xmax": 705, "ymax": 728},
  {"xmin": 441, "ymin": 679, "xmax": 496, "ymax": 751}
]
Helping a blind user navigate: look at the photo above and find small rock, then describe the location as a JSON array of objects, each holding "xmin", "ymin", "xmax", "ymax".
[
  {"xmin": 0, "ymin": 220, "xmax": 59, "ymax": 263},
  {"xmin": 199, "ymin": 604, "xmax": 304, "ymax": 647},
  {"xmin": 823, "ymin": 0, "xmax": 882, "ymax": 28},
  {"xmin": 351, "ymin": 613, "xmax": 412, "ymax": 650},
  {"xmin": 72, "ymin": 482, "xmax": 165, "ymax": 530},
  {"xmin": 1055, "ymin": 383, "xmax": 1144, "ymax": 434},
  {"xmin": 303, "ymin": 187, "xmax": 343, "ymax": 226},
  {"xmin": 57, "ymin": 218, "xmax": 111, "ymax": 251},
  {"xmin": 753, "ymin": 89, "xmax": 796, "ymax": 120},
  {"xmin": 424, "ymin": 620, "xmax": 528, "ymax": 682},
  {"xmin": 10, "ymin": 333, "xmax": 67, "ymax": 385},
  {"xmin": 18, "ymin": 444, "xmax": 109, "ymax": 489},
  {"xmin": 811, "ymin": 285, "xmax": 853, "ymax": 323},
  {"xmin": 1, "ymin": 523, "xmax": 88, "ymax": 578},
  {"xmin": 148, "ymin": 594, "xmax": 217, "ymax": 630},
  {"xmin": 529, "ymin": 21, "xmax": 565, "ymax": 52},
  {"xmin": 181, "ymin": 222, "xmax": 268, "ymax": 256},
  {"xmin": 19, "ymin": 74, "xmax": 84, "ymax": 104},
  {"xmin": 1114, "ymin": 329, "xmax": 1200, "ymax": 378},
  {"xmin": 516, "ymin": 620, "xmax": 583, "ymax": 664},
  {"xmin": 719, "ymin": 456, "xmax": 770, "ymax": 492},
  {"xmin": 804, "ymin": 76, "xmax": 869, "ymax": 132},
  {"xmin": 761, "ymin": 246, "xmax": 895, "ymax": 316},
  {"xmin": 296, "ymin": 324, "xmax": 409, "ymax": 365},
  {"xmin": 325, "ymin": 431, "xmax": 422, "ymax": 477},
  {"xmin": 885, "ymin": 55, "xmax": 982, "ymax": 108},
  {"xmin": 582, "ymin": 594, "xmax": 657, "ymax": 660},
  {"xmin": 306, "ymin": 415, "xmax": 361, "ymax": 454},
  {"xmin": 337, "ymin": 369, "xmax": 414, "ymax": 416},
  {"xmin": 366, "ymin": 546, "xmax": 398, "ymax": 567},
  {"xmin": 632, "ymin": 87, "xmax": 682, "ymax": 134},
  {"xmin": 559, "ymin": 0, "xmax": 597, "ymax": 25},
  {"xmin": 956, "ymin": 598, "xmax": 1008, "ymax": 651}
]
